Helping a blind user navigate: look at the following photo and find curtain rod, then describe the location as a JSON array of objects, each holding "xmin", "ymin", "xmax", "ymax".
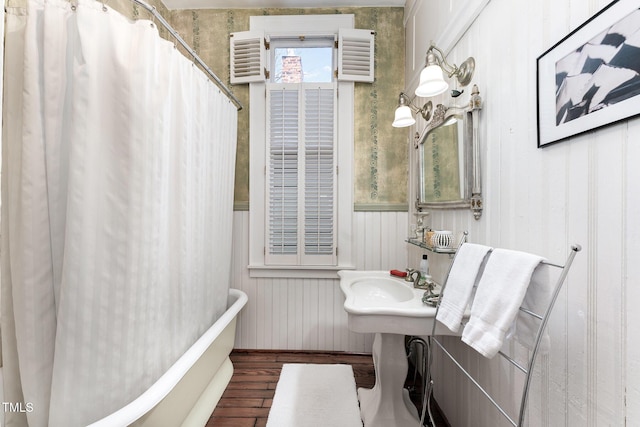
[{"xmin": 129, "ymin": 0, "xmax": 243, "ymax": 111}]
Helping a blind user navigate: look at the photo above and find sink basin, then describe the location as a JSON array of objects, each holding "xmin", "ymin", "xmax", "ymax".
[
  {"xmin": 350, "ymin": 277, "xmax": 414, "ymax": 303},
  {"xmin": 338, "ymin": 270, "xmax": 456, "ymax": 336}
]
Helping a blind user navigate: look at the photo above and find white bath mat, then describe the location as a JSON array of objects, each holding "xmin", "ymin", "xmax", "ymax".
[{"xmin": 266, "ymin": 363, "xmax": 363, "ymax": 427}]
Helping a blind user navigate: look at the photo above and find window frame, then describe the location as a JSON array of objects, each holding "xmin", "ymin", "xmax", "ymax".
[{"xmin": 247, "ymin": 15, "xmax": 356, "ymax": 279}]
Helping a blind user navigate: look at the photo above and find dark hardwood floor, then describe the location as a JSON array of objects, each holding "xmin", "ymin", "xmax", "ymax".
[{"xmin": 206, "ymin": 349, "xmax": 449, "ymax": 427}]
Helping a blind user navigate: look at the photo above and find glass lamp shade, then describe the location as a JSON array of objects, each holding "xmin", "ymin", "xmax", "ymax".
[
  {"xmin": 392, "ymin": 105, "xmax": 416, "ymax": 128},
  {"xmin": 415, "ymin": 64, "xmax": 448, "ymax": 98}
]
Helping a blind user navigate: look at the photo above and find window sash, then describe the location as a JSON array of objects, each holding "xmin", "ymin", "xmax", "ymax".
[{"xmin": 269, "ymin": 36, "xmax": 336, "ymax": 84}]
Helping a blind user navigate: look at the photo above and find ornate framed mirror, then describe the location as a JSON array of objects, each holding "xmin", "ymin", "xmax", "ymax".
[{"xmin": 415, "ymin": 85, "xmax": 483, "ymax": 219}]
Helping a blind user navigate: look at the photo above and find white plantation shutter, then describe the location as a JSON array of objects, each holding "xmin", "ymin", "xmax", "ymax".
[
  {"xmin": 266, "ymin": 83, "xmax": 337, "ymax": 266},
  {"xmin": 230, "ymin": 31, "xmax": 267, "ymax": 84},
  {"xmin": 303, "ymin": 86, "xmax": 336, "ymax": 264},
  {"xmin": 338, "ymin": 28, "xmax": 375, "ymax": 82},
  {"xmin": 267, "ymin": 86, "xmax": 299, "ymax": 263}
]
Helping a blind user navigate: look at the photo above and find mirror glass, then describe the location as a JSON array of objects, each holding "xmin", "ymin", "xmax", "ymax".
[
  {"xmin": 419, "ymin": 111, "xmax": 466, "ymax": 203},
  {"xmin": 416, "ymin": 86, "xmax": 482, "ymax": 218}
]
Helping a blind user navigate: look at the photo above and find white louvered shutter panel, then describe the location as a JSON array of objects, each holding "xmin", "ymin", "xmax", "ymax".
[
  {"xmin": 338, "ymin": 29, "xmax": 375, "ymax": 82},
  {"xmin": 230, "ymin": 31, "xmax": 267, "ymax": 84},
  {"xmin": 302, "ymin": 84, "xmax": 337, "ymax": 265},
  {"xmin": 266, "ymin": 85, "xmax": 299, "ymax": 265}
]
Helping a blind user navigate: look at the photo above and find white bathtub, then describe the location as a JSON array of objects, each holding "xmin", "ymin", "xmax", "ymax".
[{"xmin": 88, "ymin": 288, "xmax": 248, "ymax": 427}]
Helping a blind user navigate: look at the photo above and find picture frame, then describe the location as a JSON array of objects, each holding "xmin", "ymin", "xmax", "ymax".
[{"xmin": 537, "ymin": 0, "xmax": 640, "ymax": 147}]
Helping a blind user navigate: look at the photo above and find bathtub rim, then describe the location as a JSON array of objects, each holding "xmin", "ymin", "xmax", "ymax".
[{"xmin": 87, "ymin": 288, "xmax": 248, "ymax": 427}]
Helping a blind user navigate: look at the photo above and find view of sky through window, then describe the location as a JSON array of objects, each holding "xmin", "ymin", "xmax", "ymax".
[{"xmin": 274, "ymin": 47, "xmax": 333, "ymax": 83}]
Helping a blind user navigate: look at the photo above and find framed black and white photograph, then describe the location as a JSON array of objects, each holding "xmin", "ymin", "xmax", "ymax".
[{"xmin": 537, "ymin": 0, "xmax": 640, "ymax": 147}]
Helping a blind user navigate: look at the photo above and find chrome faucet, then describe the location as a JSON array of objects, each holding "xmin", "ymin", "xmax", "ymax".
[
  {"xmin": 407, "ymin": 268, "xmax": 439, "ymax": 305},
  {"xmin": 406, "ymin": 269, "xmax": 432, "ymax": 290},
  {"xmin": 408, "ymin": 269, "xmax": 421, "ymax": 288}
]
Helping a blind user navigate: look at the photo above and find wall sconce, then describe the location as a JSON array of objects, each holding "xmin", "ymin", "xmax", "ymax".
[
  {"xmin": 392, "ymin": 93, "xmax": 433, "ymax": 128},
  {"xmin": 415, "ymin": 43, "xmax": 475, "ymax": 98}
]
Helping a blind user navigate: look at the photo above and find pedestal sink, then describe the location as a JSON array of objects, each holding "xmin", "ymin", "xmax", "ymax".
[{"xmin": 338, "ymin": 270, "xmax": 459, "ymax": 427}]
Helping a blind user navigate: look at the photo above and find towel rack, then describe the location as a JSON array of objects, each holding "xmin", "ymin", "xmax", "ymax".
[{"xmin": 422, "ymin": 243, "xmax": 582, "ymax": 427}]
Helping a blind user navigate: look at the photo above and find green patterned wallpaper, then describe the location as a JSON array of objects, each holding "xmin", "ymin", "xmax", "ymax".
[
  {"xmin": 96, "ymin": 3, "xmax": 408, "ymax": 210},
  {"xmin": 353, "ymin": 8, "xmax": 408, "ymax": 210}
]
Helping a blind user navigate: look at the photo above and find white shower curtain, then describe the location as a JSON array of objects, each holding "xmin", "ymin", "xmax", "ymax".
[{"xmin": 1, "ymin": 0, "xmax": 238, "ymax": 425}]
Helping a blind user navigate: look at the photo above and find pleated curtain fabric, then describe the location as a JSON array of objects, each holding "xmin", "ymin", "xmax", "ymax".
[{"xmin": 1, "ymin": 0, "xmax": 238, "ymax": 425}]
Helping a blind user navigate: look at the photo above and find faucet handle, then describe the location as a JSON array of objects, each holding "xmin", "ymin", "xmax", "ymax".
[{"xmin": 405, "ymin": 268, "xmax": 416, "ymax": 282}]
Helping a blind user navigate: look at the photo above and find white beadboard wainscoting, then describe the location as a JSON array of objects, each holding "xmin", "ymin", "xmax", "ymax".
[
  {"xmin": 230, "ymin": 210, "xmax": 409, "ymax": 352},
  {"xmin": 404, "ymin": 0, "xmax": 640, "ymax": 426}
]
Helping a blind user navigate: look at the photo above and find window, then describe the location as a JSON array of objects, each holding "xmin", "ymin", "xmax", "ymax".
[
  {"xmin": 271, "ymin": 37, "xmax": 334, "ymax": 83},
  {"xmin": 266, "ymin": 37, "xmax": 337, "ymax": 267},
  {"xmin": 232, "ymin": 15, "xmax": 373, "ymax": 278}
]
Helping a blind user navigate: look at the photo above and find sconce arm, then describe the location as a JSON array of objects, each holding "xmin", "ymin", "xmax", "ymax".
[
  {"xmin": 425, "ymin": 43, "xmax": 475, "ymax": 87},
  {"xmin": 426, "ymin": 44, "xmax": 458, "ymax": 77},
  {"xmin": 399, "ymin": 92, "xmax": 433, "ymax": 121}
]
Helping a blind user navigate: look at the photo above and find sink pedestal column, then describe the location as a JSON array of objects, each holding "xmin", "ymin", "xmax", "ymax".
[{"xmin": 358, "ymin": 333, "xmax": 420, "ymax": 427}]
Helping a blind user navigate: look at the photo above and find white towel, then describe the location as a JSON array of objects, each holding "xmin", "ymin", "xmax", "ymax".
[
  {"xmin": 436, "ymin": 243, "xmax": 493, "ymax": 332},
  {"xmin": 511, "ymin": 264, "xmax": 552, "ymax": 353},
  {"xmin": 461, "ymin": 249, "xmax": 545, "ymax": 358}
]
